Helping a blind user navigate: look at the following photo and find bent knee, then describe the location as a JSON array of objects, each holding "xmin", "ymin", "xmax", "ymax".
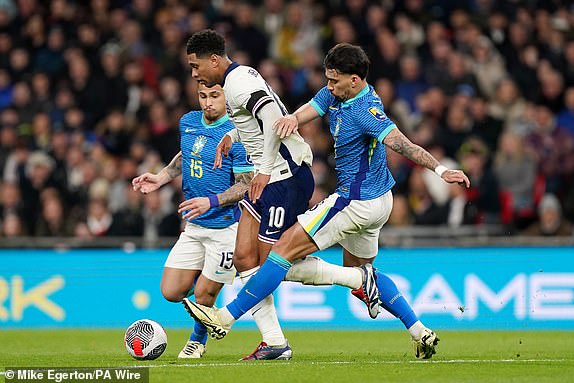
[{"xmin": 161, "ymin": 287, "xmax": 187, "ymax": 303}]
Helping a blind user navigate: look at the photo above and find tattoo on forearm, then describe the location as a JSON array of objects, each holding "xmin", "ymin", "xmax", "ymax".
[
  {"xmin": 385, "ymin": 132, "xmax": 439, "ymax": 170},
  {"xmin": 217, "ymin": 171, "xmax": 254, "ymax": 207},
  {"xmin": 165, "ymin": 151, "xmax": 183, "ymax": 180}
]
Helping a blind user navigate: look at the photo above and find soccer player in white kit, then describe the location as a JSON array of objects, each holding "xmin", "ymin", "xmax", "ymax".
[
  {"xmin": 183, "ymin": 30, "xmax": 382, "ymax": 360},
  {"xmin": 185, "ymin": 42, "xmax": 471, "ymax": 359}
]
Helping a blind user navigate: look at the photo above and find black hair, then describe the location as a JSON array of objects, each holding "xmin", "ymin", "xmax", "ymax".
[
  {"xmin": 323, "ymin": 43, "xmax": 370, "ymax": 79},
  {"xmin": 186, "ymin": 29, "xmax": 226, "ymax": 57}
]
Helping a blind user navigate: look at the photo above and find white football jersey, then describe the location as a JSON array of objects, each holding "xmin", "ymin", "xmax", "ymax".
[{"xmin": 223, "ymin": 63, "xmax": 313, "ymax": 183}]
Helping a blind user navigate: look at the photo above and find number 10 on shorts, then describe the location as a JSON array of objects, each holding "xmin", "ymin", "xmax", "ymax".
[{"xmin": 268, "ymin": 206, "xmax": 285, "ymax": 229}]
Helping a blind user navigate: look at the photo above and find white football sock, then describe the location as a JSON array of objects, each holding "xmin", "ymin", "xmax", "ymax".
[
  {"xmin": 285, "ymin": 256, "xmax": 363, "ymax": 289},
  {"xmin": 239, "ymin": 267, "xmax": 286, "ymax": 346},
  {"xmin": 408, "ymin": 320, "xmax": 426, "ymax": 340},
  {"xmin": 219, "ymin": 307, "xmax": 236, "ymax": 328}
]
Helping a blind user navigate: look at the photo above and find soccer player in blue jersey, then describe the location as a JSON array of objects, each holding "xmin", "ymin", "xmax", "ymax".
[
  {"xmin": 183, "ymin": 30, "xmax": 382, "ymax": 360},
  {"xmin": 132, "ymin": 83, "xmax": 255, "ymax": 359},
  {"xmin": 186, "ymin": 43, "xmax": 471, "ymax": 359}
]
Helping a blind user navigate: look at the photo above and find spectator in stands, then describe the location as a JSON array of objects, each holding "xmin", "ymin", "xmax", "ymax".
[
  {"xmin": 457, "ymin": 136, "xmax": 500, "ymax": 224},
  {"xmin": 494, "ymin": 131, "xmax": 538, "ymax": 228},
  {"xmin": 1, "ymin": 212, "xmax": 26, "ymax": 237},
  {"xmin": 557, "ymin": 87, "xmax": 574, "ymax": 134},
  {"xmin": 35, "ymin": 188, "xmax": 76, "ymax": 236},
  {"xmin": 523, "ymin": 194, "xmax": 573, "ymax": 236}
]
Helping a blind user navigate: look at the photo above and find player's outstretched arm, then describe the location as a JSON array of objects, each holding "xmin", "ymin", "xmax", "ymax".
[
  {"xmin": 383, "ymin": 129, "xmax": 470, "ymax": 187},
  {"xmin": 178, "ymin": 171, "xmax": 254, "ymax": 220},
  {"xmin": 132, "ymin": 151, "xmax": 183, "ymax": 193},
  {"xmin": 214, "ymin": 129, "xmax": 240, "ymax": 169},
  {"xmin": 273, "ymin": 103, "xmax": 321, "ymax": 138}
]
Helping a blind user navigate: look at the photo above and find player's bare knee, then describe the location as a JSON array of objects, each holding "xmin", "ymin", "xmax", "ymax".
[{"xmin": 161, "ymin": 287, "xmax": 185, "ymax": 303}]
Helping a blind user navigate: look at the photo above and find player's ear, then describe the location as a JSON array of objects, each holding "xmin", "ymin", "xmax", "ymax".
[{"xmin": 210, "ymin": 54, "xmax": 220, "ymax": 68}]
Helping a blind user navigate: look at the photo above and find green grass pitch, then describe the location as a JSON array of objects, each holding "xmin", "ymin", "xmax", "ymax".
[{"xmin": 1, "ymin": 330, "xmax": 573, "ymax": 383}]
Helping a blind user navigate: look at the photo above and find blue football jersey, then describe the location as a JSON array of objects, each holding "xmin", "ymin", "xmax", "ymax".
[
  {"xmin": 309, "ymin": 85, "xmax": 396, "ymax": 200},
  {"xmin": 179, "ymin": 111, "xmax": 254, "ymax": 228}
]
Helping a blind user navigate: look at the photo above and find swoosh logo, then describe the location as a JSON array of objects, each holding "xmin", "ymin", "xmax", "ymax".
[
  {"xmin": 185, "ymin": 128, "xmax": 197, "ymax": 133},
  {"xmin": 245, "ymin": 289, "xmax": 258, "ymax": 298},
  {"xmin": 215, "ymin": 271, "xmax": 226, "ymax": 275},
  {"xmin": 265, "ymin": 229, "xmax": 280, "ymax": 235}
]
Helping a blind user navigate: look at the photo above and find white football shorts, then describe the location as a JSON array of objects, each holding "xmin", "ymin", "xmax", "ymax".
[
  {"xmin": 297, "ymin": 191, "xmax": 393, "ymax": 258},
  {"xmin": 164, "ymin": 222, "xmax": 238, "ymax": 284}
]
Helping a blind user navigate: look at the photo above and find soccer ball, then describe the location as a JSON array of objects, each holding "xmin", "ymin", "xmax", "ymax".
[{"xmin": 124, "ymin": 319, "xmax": 168, "ymax": 360}]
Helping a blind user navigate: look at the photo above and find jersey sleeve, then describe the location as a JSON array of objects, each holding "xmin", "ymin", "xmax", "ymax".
[
  {"xmin": 229, "ymin": 142, "xmax": 255, "ymax": 174},
  {"xmin": 228, "ymin": 69, "xmax": 275, "ymax": 117},
  {"xmin": 358, "ymin": 103, "xmax": 397, "ymax": 142},
  {"xmin": 309, "ymin": 87, "xmax": 335, "ymax": 117}
]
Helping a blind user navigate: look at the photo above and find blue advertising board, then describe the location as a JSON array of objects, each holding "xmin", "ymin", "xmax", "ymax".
[{"xmin": 0, "ymin": 247, "xmax": 573, "ymax": 330}]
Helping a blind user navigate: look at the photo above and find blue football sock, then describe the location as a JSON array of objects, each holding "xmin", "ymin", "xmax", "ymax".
[
  {"xmin": 189, "ymin": 320, "xmax": 208, "ymax": 344},
  {"xmin": 376, "ymin": 270, "xmax": 418, "ymax": 329},
  {"xmin": 226, "ymin": 251, "xmax": 291, "ymax": 319}
]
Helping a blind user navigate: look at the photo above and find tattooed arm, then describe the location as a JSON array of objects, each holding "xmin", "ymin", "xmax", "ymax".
[
  {"xmin": 383, "ymin": 129, "xmax": 471, "ymax": 187},
  {"xmin": 178, "ymin": 171, "xmax": 254, "ymax": 220},
  {"xmin": 216, "ymin": 171, "xmax": 254, "ymax": 207},
  {"xmin": 161, "ymin": 151, "xmax": 183, "ymax": 181},
  {"xmin": 132, "ymin": 151, "xmax": 182, "ymax": 193}
]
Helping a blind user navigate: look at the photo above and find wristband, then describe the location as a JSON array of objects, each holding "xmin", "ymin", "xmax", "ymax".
[
  {"xmin": 207, "ymin": 195, "xmax": 219, "ymax": 208},
  {"xmin": 434, "ymin": 165, "xmax": 448, "ymax": 177}
]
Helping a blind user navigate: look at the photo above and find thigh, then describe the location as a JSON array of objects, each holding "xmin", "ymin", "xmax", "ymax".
[
  {"xmin": 242, "ymin": 165, "xmax": 314, "ymax": 245},
  {"xmin": 234, "ymin": 208, "xmax": 261, "ymax": 271},
  {"xmin": 164, "ymin": 225, "xmax": 205, "ymax": 270},
  {"xmin": 202, "ymin": 223, "xmax": 238, "ymax": 285},
  {"xmin": 298, "ymin": 191, "xmax": 392, "ymax": 254},
  {"xmin": 339, "ymin": 227, "xmax": 380, "ymax": 259},
  {"xmin": 340, "ymin": 191, "xmax": 393, "ymax": 259}
]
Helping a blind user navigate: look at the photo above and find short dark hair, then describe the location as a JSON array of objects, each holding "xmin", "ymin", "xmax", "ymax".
[
  {"xmin": 323, "ymin": 43, "xmax": 370, "ymax": 79},
  {"xmin": 186, "ymin": 29, "xmax": 226, "ymax": 57}
]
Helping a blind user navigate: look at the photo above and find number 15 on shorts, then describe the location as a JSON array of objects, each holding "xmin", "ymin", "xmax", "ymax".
[{"xmin": 219, "ymin": 251, "xmax": 234, "ymax": 269}]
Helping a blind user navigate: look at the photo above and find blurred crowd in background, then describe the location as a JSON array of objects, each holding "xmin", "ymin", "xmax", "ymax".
[{"xmin": 1, "ymin": 0, "xmax": 573, "ymax": 241}]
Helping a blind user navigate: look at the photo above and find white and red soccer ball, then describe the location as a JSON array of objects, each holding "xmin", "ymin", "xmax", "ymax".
[{"xmin": 124, "ymin": 319, "xmax": 167, "ymax": 360}]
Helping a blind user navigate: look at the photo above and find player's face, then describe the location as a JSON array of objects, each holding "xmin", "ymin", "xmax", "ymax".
[
  {"xmin": 187, "ymin": 53, "xmax": 221, "ymax": 87},
  {"xmin": 198, "ymin": 83, "xmax": 226, "ymax": 122},
  {"xmin": 325, "ymin": 69, "xmax": 359, "ymax": 102}
]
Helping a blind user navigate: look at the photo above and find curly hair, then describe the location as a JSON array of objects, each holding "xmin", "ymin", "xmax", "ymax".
[
  {"xmin": 324, "ymin": 43, "xmax": 370, "ymax": 79},
  {"xmin": 186, "ymin": 29, "xmax": 226, "ymax": 57}
]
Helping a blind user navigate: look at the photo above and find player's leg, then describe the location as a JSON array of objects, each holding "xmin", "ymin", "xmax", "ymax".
[
  {"xmin": 232, "ymin": 211, "xmax": 290, "ymax": 359},
  {"xmin": 183, "ymin": 166, "xmax": 316, "ymax": 338},
  {"xmin": 179, "ymin": 274, "xmax": 223, "ymax": 359},
  {"xmin": 340, "ymin": 193, "xmax": 439, "ymax": 359},
  {"xmin": 161, "ymin": 224, "xmax": 206, "ymax": 301},
  {"xmin": 180, "ymin": 223, "xmax": 239, "ymax": 358},
  {"xmin": 162, "ymin": 225, "xmax": 210, "ymax": 358},
  {"xmin": 160, "ymin": 267, "xmax": 200, "ymax": 302},
  {"xmin": 191, "ymin": 192, "xmax": 382, "ymax": 333}
]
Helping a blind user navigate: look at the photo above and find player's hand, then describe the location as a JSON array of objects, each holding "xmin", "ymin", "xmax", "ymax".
[
  {"xmin": 132, "ymin": 173, "xmax": 164, "ymax": 194},
  {"xmin": 178, "ymin": 197, "xmax": 211, "ymax": 220},
  {"xmin": 442, "ymin": 169, "xmax": 471, "ymax": 188},
  {"xmin": 214, "ymin": 134, "xmax": 233, "ymax": 169},
  {"xmin": 273, "ymin": 114, "xmax": 299, "ymax": 139},
  {"xmin": 249, "ymin": 173, "xmax": 271, "ymax": 203}
]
